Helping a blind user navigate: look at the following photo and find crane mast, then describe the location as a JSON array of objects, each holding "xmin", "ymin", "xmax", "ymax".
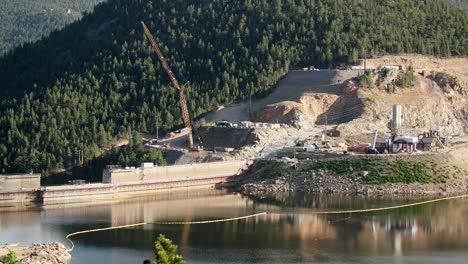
[{"xmin": 141, "ymin": 21, "xmax": 193, "ymax": 148}]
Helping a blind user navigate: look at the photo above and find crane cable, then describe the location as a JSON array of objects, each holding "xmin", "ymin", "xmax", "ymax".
[{"xmin": 65, "ymin": 194, "xmax": 467, "ymax": 252}]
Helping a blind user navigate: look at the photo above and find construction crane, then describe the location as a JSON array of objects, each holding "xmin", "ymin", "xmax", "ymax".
[{"xmin": 141, "ymin": 21, "xmax": 194, "ymax": 149}]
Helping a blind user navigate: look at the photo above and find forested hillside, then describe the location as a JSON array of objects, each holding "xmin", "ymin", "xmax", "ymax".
[
  {"xmin": 0, "ymin": 0, "xmax": 104, "ymax": 55},
  {"xmin": 0, "ymin": 0, "xmax": 466, "ymax": 176}
]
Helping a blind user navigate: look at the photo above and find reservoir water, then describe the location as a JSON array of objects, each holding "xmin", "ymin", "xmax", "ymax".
[{"xmin": 1, "ymin": 190, "xmax": 467, "ymax": 263}]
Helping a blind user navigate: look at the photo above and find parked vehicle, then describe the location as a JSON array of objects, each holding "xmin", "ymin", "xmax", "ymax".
[{"xmin": 216, "ymin": 120, "xmax": 231, "ymax": 127}]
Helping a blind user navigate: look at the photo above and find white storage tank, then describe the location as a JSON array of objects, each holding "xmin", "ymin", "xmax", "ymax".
[{"xmin": 393, "ymin": 104, "xmax": 402, "ymax": 130}]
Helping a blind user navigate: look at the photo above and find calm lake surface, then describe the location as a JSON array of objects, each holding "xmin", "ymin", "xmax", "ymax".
[{"xmin": 1, "ymin": 190, "xmax": 467, "ymax": 264}]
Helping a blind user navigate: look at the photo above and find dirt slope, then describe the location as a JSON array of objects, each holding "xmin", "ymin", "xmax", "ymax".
[
  {"xmin": 184, "ymin": 55, "xmax": 467, "ymax": 163},
  {"xmin": 365, "ymin": 55, "xmax": 468, "ymax": 83},
  {"xmin": 247, "ymin": 56, "xmax": 467, "ymax": 140},
  {"xmin": 203, "ymin": 70, "xmax": 359, "ymax": 123},
  {"xmin": 338, "ymin": 59, "xmax": 468, "ymax": 140}
]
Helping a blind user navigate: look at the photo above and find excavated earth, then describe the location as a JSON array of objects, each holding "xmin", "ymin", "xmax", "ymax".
[
  {"xmin": 175, "ymin": 55, "xmax": 468, "ymax": 166},
  {"xmin": 337, "ymin": 74, "xmax": 468, "ymax": 142},
  {"xmin": 251, "ymin": 66, "xmax": 467, "ymax": 140}
]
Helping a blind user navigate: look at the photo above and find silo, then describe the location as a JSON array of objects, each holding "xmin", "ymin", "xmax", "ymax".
[{"xmin": 392, "ymin": 104, "xmax": 402, "ymax": 131}]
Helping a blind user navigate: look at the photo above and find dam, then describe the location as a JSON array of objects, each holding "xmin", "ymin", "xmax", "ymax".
[{"xmin": 0, "ymin": 160, "xmax": 250, "ymax": 204}]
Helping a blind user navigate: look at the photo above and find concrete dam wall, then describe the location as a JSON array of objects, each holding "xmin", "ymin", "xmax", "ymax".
[
  {"xmin": 0, "ymin": 174, "xmax": 40, "ymax": 203},
  {"xmin": 40, "ymin": 160, "xmax": 250, "ymax": 204},
  {"xmin": 102, "ymin": 160, "xmax": 248, "ymax": 184},
  {"xmin": 0, "ymin": 174, "xmax": 40, "ymax": 192},
  {"xmin": 1, "ymin": 160, "xmax": 250, "ymax": 204}
]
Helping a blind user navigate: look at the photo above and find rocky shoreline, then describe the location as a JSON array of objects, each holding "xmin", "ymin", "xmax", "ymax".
[
  {"xmin": 0, "ymin": 242, "xmax": 70, "ymax": 264},
  {"xmin": 240, "ymin": 168, "xmax": 468, "ymax": 197}
]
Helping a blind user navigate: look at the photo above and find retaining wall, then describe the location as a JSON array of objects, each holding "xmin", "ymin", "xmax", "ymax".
[
  {"xmin": 0, "ymin": 191, "xmax": 37, "ymax": 204},
  {"xmin": 0, "ymin": 174, "xmax": 40, "ymax": 192},
  {"xmin": 103, "ymin": 160, "xmax": 247, "ymax": 184},
  {"xmin": 41, "ymin": 175, "xmax": 233, "ymax": 204},
  {"xmin": 2, "ymin": 160, "xmax": 249, "ymax": 204}
]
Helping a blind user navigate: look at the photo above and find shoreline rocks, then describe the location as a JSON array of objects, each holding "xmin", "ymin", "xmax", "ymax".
[
  {"xmin": 0, "ymin": 242, "xmax": 70, "ymax": 264},
  {"xmin": 240, "ymin": 169, "xmax": 468, "ymax": 197}
]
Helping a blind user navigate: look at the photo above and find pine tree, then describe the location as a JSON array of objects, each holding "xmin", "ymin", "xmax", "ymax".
[{"xmin": 154, "ymin": 234, "xmax": 185, "ymax": 264}]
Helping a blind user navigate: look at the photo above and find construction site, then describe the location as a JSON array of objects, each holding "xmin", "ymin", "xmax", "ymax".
[
  {"xmin": 142, "ymin": 52, "xmax": 467, "ymax": 170},
  {"xmin": 119, "ymin": 24, "xmax": 467, "ymax": 172},
  {"xmin": 3, "ymin": 33, "xmax": 467, "ymax": 203}
]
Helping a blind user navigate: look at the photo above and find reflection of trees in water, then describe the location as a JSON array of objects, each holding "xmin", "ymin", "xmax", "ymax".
[
  {"xmin": 253, "ymin": 191, "xmax": 449, "ymax": 211},
  {"xmin": 64, "ymin": 210, "xmax": 338, "ymax": 252},
  {"xmin": 323, "ymin": 199, "xmax": 468, "ymax": 254},
  {"xmin": 256, "ymin": 192, "xmax": 468, "ymax": 254},
  {"xmin": 33, "ymin": 191, "xmax": 468, "ymax": 258}
]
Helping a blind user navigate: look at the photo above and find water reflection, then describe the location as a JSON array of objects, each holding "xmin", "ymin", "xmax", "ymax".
[
  {"xmin": 255, "ymin": 193, "xmax": 468, "ymax": 255},
  {"xmin": 0, "ymin": 190, "xmax": 467, "ymax": 264}
]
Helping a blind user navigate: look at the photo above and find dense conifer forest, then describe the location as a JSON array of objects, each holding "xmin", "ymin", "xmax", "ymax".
[
  {"xmin": 447, "ymin": 0, "xmax": 468, "ymax": 11},
  {"xmin": 0, "ymin": 1, "xmax": 465, "ymax": 56},
  {"xmin": 0, "ymin": 0, "xmax": 466, "ymax": 177},
  {"xmin": 0, "ymin": 0, "xmax": 104, "ymax": 55}
]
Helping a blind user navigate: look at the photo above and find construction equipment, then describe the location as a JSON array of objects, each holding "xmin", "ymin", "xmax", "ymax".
[
  {"xmin": 419, "ymin": 130, "xmax": 447, "ymax": 151},
  {"xmin": 141, "ymin": 21, "xmax": 194, "ymax": 149},
  {"xmin": 366, "ymin": 129, "xmax": 379, "ymax": 154},
  {"xmin": 323, "ymin": 141, "xmax": 332, "ymax": 149}
]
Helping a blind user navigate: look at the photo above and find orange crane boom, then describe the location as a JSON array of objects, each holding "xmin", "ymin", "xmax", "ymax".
[{"xmin": 141, "ymin": 21, "xmax": 193, "ymax": 148}]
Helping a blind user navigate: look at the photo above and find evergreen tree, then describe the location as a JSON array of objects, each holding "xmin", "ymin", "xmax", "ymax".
[
  {"xmin": 0, "ymin": 0, "xmax": 105, "ymax": 55},
  {"xmin": 154, "ymin": 234, "xmax": 185, "ymax": 264},
  {"xmin": 0, "ymin": 0, "xmax": 466, "ymax": 178}
]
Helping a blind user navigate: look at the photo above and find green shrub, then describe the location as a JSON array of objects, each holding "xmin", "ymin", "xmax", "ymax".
[
  {"xmin": 303, "ymin": 158, "xmax": 374, "ymax": 174},
  {"xmin": 255, "ymin": 160, "xmax": 294, "ymax": 180},
  {"xmin": 302, "ymin": 158, "xmax": 432, "ymax": 185},
  {"xmin": 0, "ymin": 251, "xmax": 22, "ymax": 264},
  {"xmin": 356, "ymin": 71, "xmax": 375, "ymax": 88},
  {"xmin": 365, "ymin": 160, "xmax": 431, "ymax": 184},
  {"xmin": 433, "ymin": 72, "xmax": 459, "ymax": 89},
  {"xmin": 396, "ymin": 67, "xmax": 417, "ymax": 87}
]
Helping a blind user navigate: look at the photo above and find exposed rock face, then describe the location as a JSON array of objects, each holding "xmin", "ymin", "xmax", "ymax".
[
  {"xmin": 251, "ymin": 65, "xmax": 467, "ymax": 138},
  {"xmin": 251, "ymin": 100, "xmax": 309, "ymax": 127},
  {"xmin": 0, "ymin": 242, "xmax": 71, "ymax": 264},
  {"xmin": 240, "ymin": 169, "xmax": 468, "ymax": 197},
  {"xmin": 337, "ymin": 73, "xmax": 468, "ymax": 140},
  {"xmin": 251, "ymin": 85, "xmax": 363, "ymax": 129}
]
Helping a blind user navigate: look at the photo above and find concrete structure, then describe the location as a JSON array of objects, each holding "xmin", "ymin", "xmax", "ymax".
[
  {"xmin": 351, "ymin": 66, "xmax": 376, "ymax": 70},
  {"xmin": 392, "ymin": 104, "xmax": 402, "ymax": 132},
  {"xmin": 350, "ymin": 65, "xmax": 404, "ymax": 71},
  {"xmin": 0, "ymin": 191, "xmax": 38, "ymax": 204},
  {"xmin": 40, "ymin": 176, "xmax": 234, "ymax": 204},
  {"xmin": 392, "ymin": 136, "xmax": 419, "ymax": 153},
  {"xmin": 1, "ymin": 160, "xmax": 250, "ymax": 204},
  {"xmin": 41, "ymin": 160, "xmax": 250, "ymax": 203},
  {"xmin": 0, "ymin": 174, "xmax": 40, "ymax": 192},
  {"xmin": 102, "ymin": 160, "xmax": 248, "ymax": 184},
  {"xmin": 141, "ymin": 162, "xmax": 154, "ymax": 168},
  {"xmin": 0, "ymin": 174, "xmax": 40, "ymax": 203}
]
